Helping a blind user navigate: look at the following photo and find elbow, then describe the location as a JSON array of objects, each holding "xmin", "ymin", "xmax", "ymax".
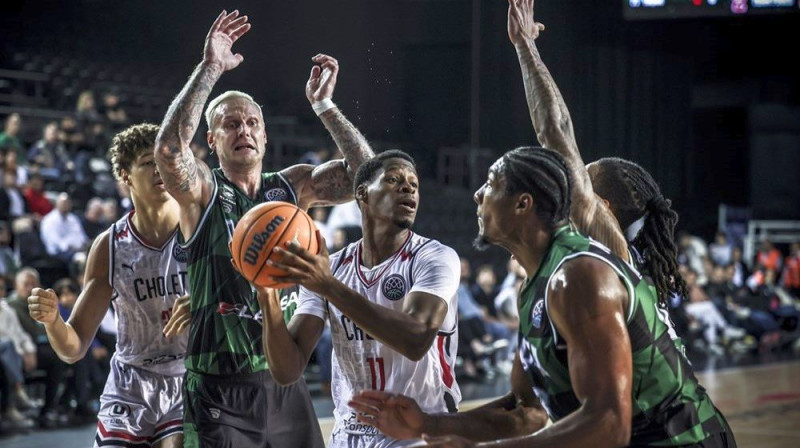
[
  {"xmin": 402, "ymin": 330, "xmax": 439, "ymax": 362},
  {"xmin": 598, "ymin": 407, "xmax": 631, "ymax": 447}
]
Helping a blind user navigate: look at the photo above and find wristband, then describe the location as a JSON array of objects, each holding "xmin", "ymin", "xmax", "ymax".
[{"xmin": 312, "ymin": 98, "xmax": 336, "ymax": 116}]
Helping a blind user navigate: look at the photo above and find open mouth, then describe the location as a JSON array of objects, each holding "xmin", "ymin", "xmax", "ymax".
[
  {"xmin": 234, "ymin": 144, "xmax": 256, "ymax": 152},
  {"xmin": 398, "ymin": 198, "xmax": 417, "ymax": 212}
]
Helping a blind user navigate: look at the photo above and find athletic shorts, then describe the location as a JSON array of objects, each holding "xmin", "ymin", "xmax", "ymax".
[
  {"xmin": 183, "ymin": 369, "xmax": 325, "ymax": 448},
  {"xmin": 329, "ymin": 427, "xmax": 427, "ymax": 448},
  {"xmin": 94, "ymin": 357, "xmax": 184, "ymax": 447}
]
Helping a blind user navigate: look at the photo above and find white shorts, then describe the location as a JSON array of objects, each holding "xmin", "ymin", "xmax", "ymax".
[
  {"xmin": 329, "ymin": 427, "xmax": 426, "ymax": 448},
  {"xmin": 94, "ymin": 356, "xmax": 184, "ymax": 447}
]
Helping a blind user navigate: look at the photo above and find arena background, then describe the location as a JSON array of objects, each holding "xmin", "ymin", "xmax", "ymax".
[{"xmin": 1, "ymin": 1, "xmax": 799, "ymax": 447}]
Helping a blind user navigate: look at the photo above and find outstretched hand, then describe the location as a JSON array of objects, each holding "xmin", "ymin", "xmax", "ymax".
[
  {"xmin": 267, "ymin": 231, "xmax": 332, "ymax": 295},
  {"xmin": 348, "ymin": 390, "xmax": 427, "ymax": 440},
  {"xmin": 306, "ymin": 54, "xmax": 340, "ymax": 104},
  {"xmin": 507, "ymin": 0, "xmax": 545, "ymax": 46},
  {"xmin": 204, "ymin": 10, "xmax": 252, "ymax": 72}
]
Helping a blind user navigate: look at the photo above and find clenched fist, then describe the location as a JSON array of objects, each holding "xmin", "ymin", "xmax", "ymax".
[{"xmin": 28, "ymin": 287, "xmax": 61, "ymax": 326}]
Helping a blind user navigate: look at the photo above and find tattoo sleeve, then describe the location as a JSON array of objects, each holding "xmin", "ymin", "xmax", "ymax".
[
  {"xmin": 311, "ymin": 107, "xmax": 375, "ymax": 203},
  {"xmin": 155, "ymin": 62, "xmax": 222, "ymax": 196},
  {"xmin": 517, "ymin": 40, "xmax": 629, "ymax": 260}
]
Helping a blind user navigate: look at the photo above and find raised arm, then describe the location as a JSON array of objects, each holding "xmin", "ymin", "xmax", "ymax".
[
  {"xmin": 283, "ymin": 54, "xmax": 375, "ymax": 209},
  {"xmin": 154, "ymin": 11, "xmax": 250, "ymax": 224},
  {"xmin": 509, "ymin": 0, "xmax": 628, "ymax": 261},
  {"xmin": 27, "ymin": 232, "xmax": 113, "ymax": 363}
]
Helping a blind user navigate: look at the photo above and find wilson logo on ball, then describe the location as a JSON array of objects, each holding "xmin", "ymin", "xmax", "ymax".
[{"xmin": 243, "ymin": 215, "xmax": 286, "ymax": 265}]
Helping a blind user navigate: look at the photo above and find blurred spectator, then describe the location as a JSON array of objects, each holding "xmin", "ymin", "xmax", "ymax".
[
  {"xmin": 678, "ymin": 231, "xmax": 710, "ymax": 285},
  {"xmin": 81, "ymin": 197, "xmax": 106, "ymax": 240},
  {"xmin": 456, "ymin": 258, "xmax": 494, "ymax": 380},
  {"xmin": 11, "ymin": 218, "xmax": 48, "ymax": 266},
  {"xmin": 101, "ymin": 198, "xmax": 119, "ymax": 224},
  {"xmin": 27, "ymin": 122, "xmax": 73, "ymax": 179},
  {"xmin": 783, "ymin": 243, "xmax": 800, "ymax": 298},
  {"xmin": 730, "ymin": 247, "xmax": 749, "ymax": 288},
  {"xmin": 310, "ymin": 207, "xmax": 334, "ymax": 250},
  {"xmin": 756, "ymin": 240, "xmax": 782, "ymax": 272},
  {"xmin": 0, "ymin": 113, "xmax": 25, "ymax": 162},
  {"xmin": 75, "ymin": 90, "xmax": 102, "ymax": 126},
  {"xmin": 22, "ymin": 173, "xmax": 53, "ymax": 219},
  {"xmin": 58, "ymin": 115, "xmax": 85, "ymax": 154},
  {"xmin": 99, "ymin": 92, "xmax": 128, "ymax": 130},
  {"xmin": 0, "ymin": 170, "xmax": 28, "ymax": 222},
  {"xmin": 709, "ymin": 232, "xmax": 734, "ymax": 266},
  {"xmin": 0, "ymin": 222, "xmax": 20, "ymax": 279},
  {"xmin": 53, "ymin": 278, "xmax": 104, "ymax": 421},
  {"xmin": 3, "ymin": 150, "xmax": 28, "ymax": 187},
  {"xmin": 40, "ymin": 193, "xmax": 89, "ymax": 264},
  {"xmin": 684, "ymin": 269, "xmax": 745, "ymax": 355},
  {"xmin": 0, "ymin": 275, "xmax": 37, "ymax": 430},
  {"xmin": 327, "ymin": 200, "xmax": 363, "ymax": 231},
  {"xmin": 330, "ymin": 228, "xmax": 348, "ymax": 253},
  {"xmin": 115, "ymin": 182, "xmax": 133, "ymax": 213},
  {"xmin": 5, "ymin": 268, "xmax": 67, "ymax": 427},
  {"xmin": 471, "ymin": 264, "xmax": 515, "ymax": 347},
  {"xmin": 298, "ymin": 147, "xmax": 331, "ymax": 166}
]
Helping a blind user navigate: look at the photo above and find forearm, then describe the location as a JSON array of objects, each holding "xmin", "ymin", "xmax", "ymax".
[
  {"xmin": 325, "ymin": 282, "xmax": 432, "ymax": 361},
  {"xmin": 423, "ymin": 394, "xmax": 546, "ymax": 442},
  {"xmin": 261, "ymin": 303, "xmax": 309, "ymax": 385},
  {"xmin": 44, "ymin": 316, "xmax": 88, "ymax": 363},
  {"xmin": 515, "ymin": 39, "xmax": 578, "ymax": 160},
  {"xmin": 318, "ymin": 108, "xmax": 375, "ymax": 175},
  {"xmin": 476, "ymin": 405, "xmax": 628, "ymax": 448},
  {"xmin": 155, "ymin": 61, "xmax": 221, "ymax": 192}
]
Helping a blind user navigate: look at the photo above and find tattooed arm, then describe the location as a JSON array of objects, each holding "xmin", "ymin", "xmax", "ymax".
[
  {"xmin": 508, "ymin": 0, "xmax": 628, "ymax": 261},
  {"xmin": 283, "ymin": 54, "xmax": 375, "ymax": 210},
  {"xmin": 154, "ymin": 10, "xmax": 251, "ymax": 235}
]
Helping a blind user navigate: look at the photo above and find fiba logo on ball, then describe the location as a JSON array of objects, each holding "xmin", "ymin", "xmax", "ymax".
[
  {"xmin": 381, "ymin": 274, "xmax": 406, "ymax": 301},
  {"xmin": 531, "ymin": 299, "xmax": 544, "ymax": 329},
  {"xmin": 265, "ymin": 188, "xmax": 288, "ymax": 202},
  {"xmin": 172, "ymin": 244, "xmax": 188, "ymax": 263}
]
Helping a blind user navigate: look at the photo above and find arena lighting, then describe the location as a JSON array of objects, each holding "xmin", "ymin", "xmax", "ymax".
[{"xmin": 624, "ymin": 0, "xmax": 800, "ymax": 19}]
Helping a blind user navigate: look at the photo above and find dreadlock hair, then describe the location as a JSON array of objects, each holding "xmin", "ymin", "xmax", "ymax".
[
  {"xmin": 352, "ymin": 149, "xmax": 416, "ymax": 199},
  {"xmin": 590, "ymin": 157, "xmax": 688, "ymax": 305},
  {"xmin": 500, "ymin": 146, "xmax": 572, "ymax": 229}
]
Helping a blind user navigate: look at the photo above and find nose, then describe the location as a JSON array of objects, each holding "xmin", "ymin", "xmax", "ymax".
[{"xmin": 474, "ymin": 186, "xmax": 484, "ymax": 205}]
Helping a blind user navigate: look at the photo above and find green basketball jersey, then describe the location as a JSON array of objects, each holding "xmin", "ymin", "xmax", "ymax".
[
  {"xmin": 518, "ymin": 225, "xmax": 729, "ymax": 446},
  {"xmin": 180, "ymin": 168, "xmax": 299, "ymax": 375}
]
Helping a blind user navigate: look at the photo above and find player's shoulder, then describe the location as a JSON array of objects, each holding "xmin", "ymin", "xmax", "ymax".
[
  {"xmin": 408, "ymin": 233, "xmax": 458, "ymax": 261},
  {"xmin": 328, "ymin": 240, "xmax": 360, "ymax": 269}
]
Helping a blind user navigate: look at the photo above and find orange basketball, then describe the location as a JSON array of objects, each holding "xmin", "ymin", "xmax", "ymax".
[{"xmin": 230, "ymin": 201, "xmax": 319, "ymax": 289}]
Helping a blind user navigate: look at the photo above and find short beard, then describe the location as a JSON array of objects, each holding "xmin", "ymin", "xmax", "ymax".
[
  {"xmin": 473, "ymin": 233, "xmax": 490, "ymax": 251},
  {"xmin": 395, "ymin": 218, "xmax": 414, "ymax": 230}
]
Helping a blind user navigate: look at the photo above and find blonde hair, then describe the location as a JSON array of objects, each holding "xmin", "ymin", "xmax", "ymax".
[
  {"xmin": 204, "ymin": 90, "xmax": 262, "ymax": 129},
  {"xmin": 108, "ymin": 123, "xmax": 160, "ymax": 182},
  {"xmin": 76, "ymin": 90, "xmax": 95, "ymax": 113}
]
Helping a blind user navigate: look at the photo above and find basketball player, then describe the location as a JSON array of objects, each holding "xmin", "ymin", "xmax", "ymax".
[
  {"xmin": 153, "ymin": 10, "xmax": 374, "ymax": 447},
  {"xmin": 27, "ymin": 123, "xmax": 188, "ymax": 448},
  {"xmin": 238, "ymin": 149, "xmax": 460, "ymax": 448}
]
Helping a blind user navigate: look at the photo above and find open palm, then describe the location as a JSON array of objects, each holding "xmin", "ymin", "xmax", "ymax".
[{"xmin": 204, "ymin": 10, "xmax": 251, "ymax": 72}]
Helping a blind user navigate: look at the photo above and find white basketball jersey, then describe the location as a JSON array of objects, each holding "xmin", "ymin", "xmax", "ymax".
[
  {"xmin": 109, "ymin": 212, "xmax": 188, "ymax": 375},
  {"xmin": 296, "ymin": 232, "xmax": 461, "ymax": 441}
]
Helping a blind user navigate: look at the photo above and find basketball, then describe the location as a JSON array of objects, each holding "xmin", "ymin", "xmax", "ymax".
[{"xmin": 230, "ymin": 201, "xmax": 319, "ymax": 289}]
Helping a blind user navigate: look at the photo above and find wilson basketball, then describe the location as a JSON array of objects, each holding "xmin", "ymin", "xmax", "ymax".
[{"xmin": 231, "ymin": 201, "xmax": 319, "ymax": 289}]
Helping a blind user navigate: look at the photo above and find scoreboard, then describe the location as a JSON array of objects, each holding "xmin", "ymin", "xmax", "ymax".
[{"xmin": 624, "ymin": 0, "xmax": 800, "ymax": 19}]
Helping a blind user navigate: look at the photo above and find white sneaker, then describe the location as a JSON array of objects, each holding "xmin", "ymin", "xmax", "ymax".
[{"xmin": 3, "ymin": 407, "xmax": 35, "ymax": 429}]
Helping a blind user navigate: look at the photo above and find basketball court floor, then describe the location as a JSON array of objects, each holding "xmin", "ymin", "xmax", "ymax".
[{"xmin": 2, "ymin": 354, "xmax": 799, "ymax": 447}]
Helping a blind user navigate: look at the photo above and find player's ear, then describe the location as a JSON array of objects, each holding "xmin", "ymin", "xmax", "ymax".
[
  {"xmin": 206, "ymin": 130, "xmax": 215, "ymax": 153},
  {"xmin": 516, "ymin": 193, "xmax": 533, "ymax": 214},
  {"xmin": 121, "ymin": 170, "xmax": 131, "ymax": 186},
  {"xmin": 355, "ymin": 184, "xmax": 367, "ymax": 205}
]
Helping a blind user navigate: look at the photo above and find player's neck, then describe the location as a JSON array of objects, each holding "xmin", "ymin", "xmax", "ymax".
[
  {"xmin": 360, "ymin": 226, "xmax": 410, "ymax": 268},
  {"xmin": 221, "ymin": 164, "xmax": 262, "ymax": 198},
  {"xmin": 130, "ymin": 204, "xmax": 180, "ymax": 247},
  {"xmin": 505, "ymin": 225, "xmax": 553, "ymax": 279}
]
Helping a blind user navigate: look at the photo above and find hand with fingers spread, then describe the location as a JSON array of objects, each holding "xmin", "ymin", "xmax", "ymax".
[
  {"xmin": 27, "ymin": 287, "xmax": 61, "ymax": 326},
  {"xmin": 306, "ymin": 54, "xmax": 340, "ymax": 105},
  {"xmin": 267, "ymin": 231, "xmax": 335, "ymax": 295},
  {"xmin": 348, "ymin": 390, "xmax": 428, "ymax": 440},
  {"xmin": 507, "ymin": 0, "xmax": 545, "ymax": 46},
  {"xmin": 163, "ymin": 294, "xmax": 191, "ymax": 338},
  {"xmin": 204, "ymin": 9, "xmax": 252, "ymax": 72},
  {"xmin": 422, "ymin": 434, "xmax": 477, "ymax": 448}
]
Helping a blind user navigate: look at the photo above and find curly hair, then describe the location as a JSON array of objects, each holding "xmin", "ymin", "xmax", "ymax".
[{"xmin": 108, "ymin": 123, "xmax": 160, "ymax": 182}]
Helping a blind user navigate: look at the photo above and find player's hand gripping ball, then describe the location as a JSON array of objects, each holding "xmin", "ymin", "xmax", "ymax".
[{"xmin": 230, "ymin": 202, "xmax": 319, "ymax": 288}]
